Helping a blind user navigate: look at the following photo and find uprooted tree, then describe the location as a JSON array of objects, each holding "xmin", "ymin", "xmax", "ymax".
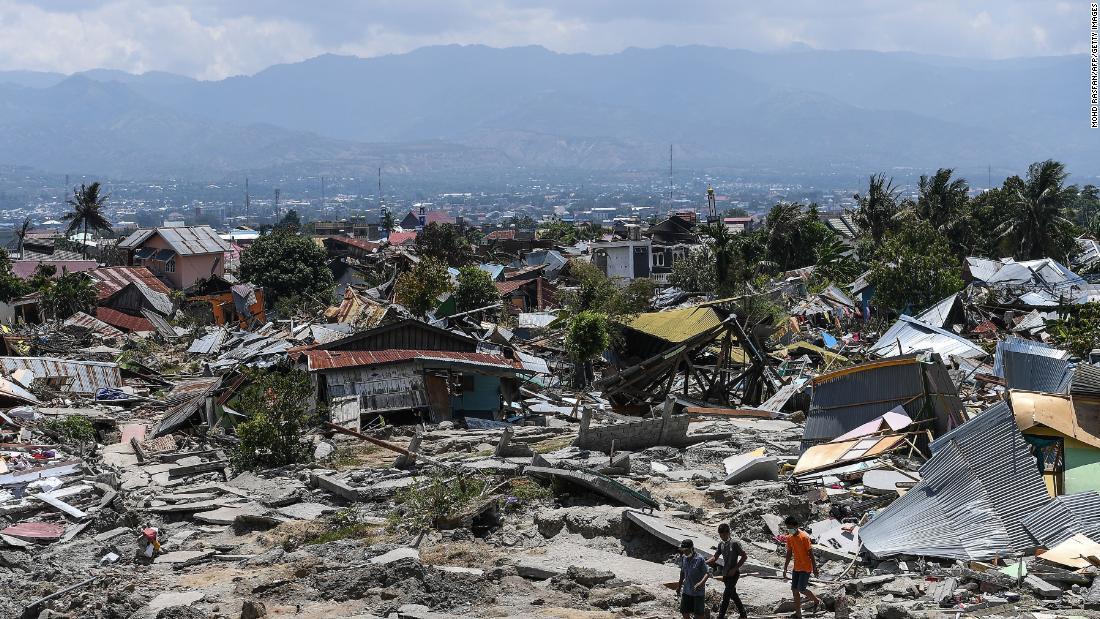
[{"xmin": 231, "ymin": 365, "xmax": 318, "ymax": 470}]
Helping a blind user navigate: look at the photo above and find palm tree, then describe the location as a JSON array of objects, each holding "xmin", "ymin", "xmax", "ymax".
[
  {"xmin": 914, "ymin": 168, "xmax": 970, "ymax": 231},
  {"xmin": 64, "ymin": 182, "xmax": 113, "ymax": 259},
  {"xmin": 995, "ymin": 160, "xmax": 1078, "ymax": 261},
  {"xmin": 850, "ymin": 173, "xmax": 901, "ymax": 247}
]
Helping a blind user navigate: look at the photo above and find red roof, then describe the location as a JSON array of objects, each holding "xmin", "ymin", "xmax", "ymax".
[
  {"xmin": 425, "ymin": 211, "xmax": 455, "ymax": 225},
  {"xmin": 302, "ymin": 349, "xmax": 520, "ymax": 371},
  {"xmin": 486, "ymin": 230, "xmax": 516, "ymax": 240},
  {"xmin": 95, "ymin": 307, "xmax": 156, "ymax": 332},
  {"xmin": 12, "ymin": 259, "xmax": 97, "ymax": 280},
  {"xmin": 386, "ymin": 231, "xmax": 418, "ymax": 246},
  {"xmin": 495, "ymin": 279, "xmax": 530, "ymax": 295},
  {"xmin": 329, "ymin": 236, "xmax": 381, "ymax": 252},
  {"xmin": 89, "ymin": 266, "xmax": 172, "ymax": 300}
]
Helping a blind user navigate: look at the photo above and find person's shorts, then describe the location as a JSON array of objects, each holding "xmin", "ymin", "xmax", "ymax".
[
  {"xmin": 680, "ymin": 593, "xmax": 705, "ymax": 614},
  {"xmin": 791, "ymin": 570, "xmax": 812, "ymax": 592}
]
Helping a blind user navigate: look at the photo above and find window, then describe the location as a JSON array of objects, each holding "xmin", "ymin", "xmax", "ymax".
[
  {"xmin": 165, "ymin": 259, "xmax": 176, "ymax": 273},
  {"xmin": 653, "ymin": 252, "xmax": 665, "ymax": 267}
]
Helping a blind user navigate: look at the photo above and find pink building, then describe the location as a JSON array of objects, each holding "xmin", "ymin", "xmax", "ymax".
[{"xmin": 118, "ymin": 225, "xmax": 231, "ymax": 290}]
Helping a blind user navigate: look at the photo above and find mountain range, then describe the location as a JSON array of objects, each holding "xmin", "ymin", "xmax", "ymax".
[{"xmin": 0, "ymin": 45, "xmax": 1089, "ymax": 180}]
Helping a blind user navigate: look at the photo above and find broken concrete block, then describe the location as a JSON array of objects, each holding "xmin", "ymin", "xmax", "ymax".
[
  {"xmin": 310, "ymin": 473, "xmax": 361, "ymax": 502},
  {"xmin": 147, "ymin": 590, "xmax": 204, "ymax": 612},
  {"xmin": 1025, "ymin": 573, "xmax": 1063, "ymax": 598},
  {"xmin": 369, "ymin": 547, "xmax": 420, "ymax": 564}
]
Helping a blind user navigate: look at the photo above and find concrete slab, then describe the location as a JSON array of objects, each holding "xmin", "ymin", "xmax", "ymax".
[
  {"xmin": 155, "ymin": 550, "xmax": 215, "ymax": 565},
  {"xmin": 147, "ymin": 590, "xmax": 204, "ymax": 611},
  {"xmin": 276, "ymin": 502, "xmax": 337, "ymax": 520},
  {"xmin": 525, "ymin": 465, "xmax": 657, "ymax": 509},
  {"xmin": 661, "ymin": 469, "xmax": 716, "ymax": 482},
  {"xmin": 723, "ymin": 450, "xmax": 779, "ymax": 485},
  {"xmin": 515, "ymin": 540, "xmax": 677, "ymax": 585},
  {"xmin": 94, "ymin": 526, "xmax": 131, "ymax": 542},
  {"xmin": 369, "ymin": 547, "xmax": 420, "ymax": 564},
  {"xmin": 193, "ymin": 503, "xmax": 267, "ymax": 525},
  {"xmin": 625, "ymin": 509, "xmax": 779, "ymax": 576}
]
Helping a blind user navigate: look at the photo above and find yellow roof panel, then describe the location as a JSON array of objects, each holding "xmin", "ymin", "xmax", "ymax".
[{"xmin": 623, "ymin": 306, "xmax": 723, "ymax": 343}]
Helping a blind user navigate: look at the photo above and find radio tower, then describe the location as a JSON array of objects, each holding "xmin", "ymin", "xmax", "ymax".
[
  {"xmin": 274, "ymin": 188, "xmax": 281, "ymax": 220},
  {"xmin": 378, "ymin": 164, "xmax": 387, "ymax": 234},
  {"xmin": 244, "ymin": 177, "xmax": 250, "ymax": 220}
]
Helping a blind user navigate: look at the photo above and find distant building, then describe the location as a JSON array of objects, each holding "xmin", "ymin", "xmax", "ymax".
[
  {"xmin": 722, "ymin": 216, "xmax": 756, "ymax": 235},
  {"xmin": 118, "ymin": 225, "xmax": 231, "ymax": 290},
  {"xmin": 591, "ymin": 236, "xmax": 652, "ymax": 284}
]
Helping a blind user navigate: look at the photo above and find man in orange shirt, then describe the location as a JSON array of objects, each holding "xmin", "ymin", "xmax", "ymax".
[{"xmin": 782, "ymin": 516, "xmax": 821, "ymax": 618}]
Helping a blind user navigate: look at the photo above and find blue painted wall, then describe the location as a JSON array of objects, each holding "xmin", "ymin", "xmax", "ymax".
[{"xmin": 451, "ymin": 374, "xmax": 502, "ymax": 419}]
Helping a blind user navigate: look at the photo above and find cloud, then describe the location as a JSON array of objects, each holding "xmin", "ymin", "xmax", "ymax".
[{"xmin": 0, "ymin": 0, "xmax": 1089, "ymax": 79}]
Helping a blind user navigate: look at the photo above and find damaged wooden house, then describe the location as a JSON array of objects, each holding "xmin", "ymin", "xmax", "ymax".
[{"xmin": 295, "ymin": 319, "xmax": 529, "ymax": 428}]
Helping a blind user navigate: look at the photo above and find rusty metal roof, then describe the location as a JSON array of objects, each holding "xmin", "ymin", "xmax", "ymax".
[
  {"xmin": 90, "ymin": 266, "xmax": 172, "ymax": 299},
  {"xmin": 0, "ymin": 356, "xmax": 122, "ymax": 394},
  {"xmin": 95, "ymin": 307, "xmax": 156, "ymax": 333},
  {"xmin": 303, "ymin": 349, "xmax": 521, "ymax": 371},
  {"xmin": 328, "ymin": 236, "xmax": 381, "ymax": 252}
]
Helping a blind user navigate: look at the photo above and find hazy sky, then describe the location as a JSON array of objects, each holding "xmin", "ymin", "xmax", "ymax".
[{"xmin": 0, "ymin": 1, "xmax": 1090, "ymax": 80}]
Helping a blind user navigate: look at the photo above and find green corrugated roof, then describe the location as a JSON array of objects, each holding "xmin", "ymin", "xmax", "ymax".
[{"xmin": 623, "ymin": 306, "xmax": 723, "ymax": 343}]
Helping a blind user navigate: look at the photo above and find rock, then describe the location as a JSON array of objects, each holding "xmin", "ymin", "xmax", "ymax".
[
  {"xmin": 534, "ymin": 506, "xmax": 628, "ymax": 539},
  {"xmin": 155, "ymin": 606, "xmax": 208, "ymax": 619},
  {"xmin": 314, "ymin": 440, "xmax": 335, "ymax": 461},
  {"xmin": 240, "ymin": 599, "xmax": 267, "ymax": 619},
  {"xmin": 567, "ymin": 565, "xmax": 616, "ymax": 588},
  {"xmin": 876, "ymin": 601, "xmax": 920, "ymax": 619},
  {"xmin": 588, "ymin": 584, "xmax": 656, "ymax": 609}
]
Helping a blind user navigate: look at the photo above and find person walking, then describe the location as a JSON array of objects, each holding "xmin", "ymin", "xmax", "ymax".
[
  {"xmin": 707, "ymin": 522, "xmax": 748, "ymax": 619},
  {"xmin": 676, "ymin": 539, "xmax": 710, "ymax": 619},
  {"xmin": 782, "ymin": 516, "xmax": 822, "ymax": 618}
]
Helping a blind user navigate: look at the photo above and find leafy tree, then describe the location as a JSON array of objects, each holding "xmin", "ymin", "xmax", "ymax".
[
  {"xmin": 1076, "ymin": 184, "xmax": 1100, "ymax": 232},
  {"xmin": 565, "ymin": 310, "xmax": 610, "ymax": 386},
  {"xmin": 28, "ymin": 264, "xmax": 57, "ymax": 292},
  {"xmin": 560, "ymin": 260, "xmax": 649, "ymax": 319},
  {"xmin": 415, "ymin": 222, "xmax": 471, "ymax": 267},
  {"xmin": 64, "ymin": 182, "xmax": 113, "ymax": 259},
  {"xmin": 537, "ymin": 218, "xmax": 578, "ymax": 244},
  {"xmin": 1047, "ymin": 302, "xmax": 1100, "ymax": 357},
  {"xmin": 454, "ymin": 266, "xmax": 500, "ymax": 313},
  {"xmin": 40, "ymin": 270, "xmax": 97, "ymax": 320},
  {"xmin": 240, "ymin": 229, "xmax": 335, "ymax": 308},
  {"xmin": 850, "ymin": 173, "xmax": 901, "ymax": 250},
  {"xmin": 231, "ymin": 366, "xmax": 317, "ymax": 470},
  {"xmin": 512, "ymin": 215, "xmax": 537, "ymax": 229},
  {"xmin": 995, "ymin": 160, "xmax": 1080, "ymax": 261},
  {"xmin": 669, "ymin": 245, "xmax": 718, "ymax": 293},
  {"xmin": 869, "ymin": 219, "xmax": 963, "ymax": 314},
  {"xmin": 0, "ymin": 249, "xmax": 28, "ymax": 302},
  {"xmin": 395, "ymin": 256, "xmax": 452, "ymax": 316},
  {"xmin": 276, "ymin": 209, "xmax": 301, "ymax": 232},
  {"xmin": 14, "ymin": 217, "xmax": 30, "ymax": 257}
]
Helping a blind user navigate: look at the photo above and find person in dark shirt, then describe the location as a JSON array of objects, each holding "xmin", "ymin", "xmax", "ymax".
[
  {"xmin": 707, "ymin": 522, "xmax": 748, "ymax": 619},
  {"xmin": 677, "ymin": 539, "xmax": 710, "ymax": 619}
]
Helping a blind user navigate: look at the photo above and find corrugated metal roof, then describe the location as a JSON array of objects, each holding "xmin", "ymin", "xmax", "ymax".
[
  {"xmin": 1071, "ymin": 364, "xmax": 1100, "ymax": 397},
  {"xmin": 0, "ymin": 356, "xmax": 121, "ymax": 394},
  {"xmin": 869, "ymin": 315, "xmax": 986, "ymax": 360},
  {"xmin": 860, "ymin": 402, "xmax": 1052, "ymax": 560},
  {"xmin": 517, "ymin": 312, "xmax": 557, "ymax": 329},
  {"xmin": 1022, "ymin": 491, "xmax": 1100, "ymax": 547},
  {"xmin": 63, "ymin": 311, "xmax": 125, "ymax": 339},
  {"xmin": 623, "ymin": 306, "xmax": 723, "ymax": 343},
  {"xmin": 187, "ymin": 329, "xmax": 228, "ymax": 355},
  {"xmin": 153, "ymin": 377, "xmax": 221, "ymax": 437},
  {"xmin": 328, "ymin": 236, "xmax": 381, "ymax": 252},
  {"xmin": 386, "ymin": 231, "xmax": 418, "ymax": 246},
  {"xmin": 90, "ymin": 266, "xmax": 172, "ymax": 299},
  {"xmin": 994, "ymin": 336, "xmax": 1073, "ymax": 393},
  {"xmin": 95, "ymin": 307, "xmax": 155, "ymax": 333},
  {"xmin": 915, "ymin": 293, "xmax": 959, "ymax": 329},
  {"xmin": 303, "ymin": 349, "xmax": 520, "ymax": 371},
  {"xmin": 806, "ymin": 356, "xmax": 964, "ymax": 447}
]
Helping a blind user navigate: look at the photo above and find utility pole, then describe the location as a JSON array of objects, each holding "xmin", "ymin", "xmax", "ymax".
[
  {"xmin": 378, "ymin": 163, "xmax": 387, "ymax": 233},
  {"xmin": 244, "ymin": 176, "xmax": 250, "ymax": 221},
  {"xmin": 274, "ymin": 188, "xmax": 281, "ymax": 221},
  {"xmin": 320, "ymin": 175, "xmax": 325, "ymax": 218}
]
